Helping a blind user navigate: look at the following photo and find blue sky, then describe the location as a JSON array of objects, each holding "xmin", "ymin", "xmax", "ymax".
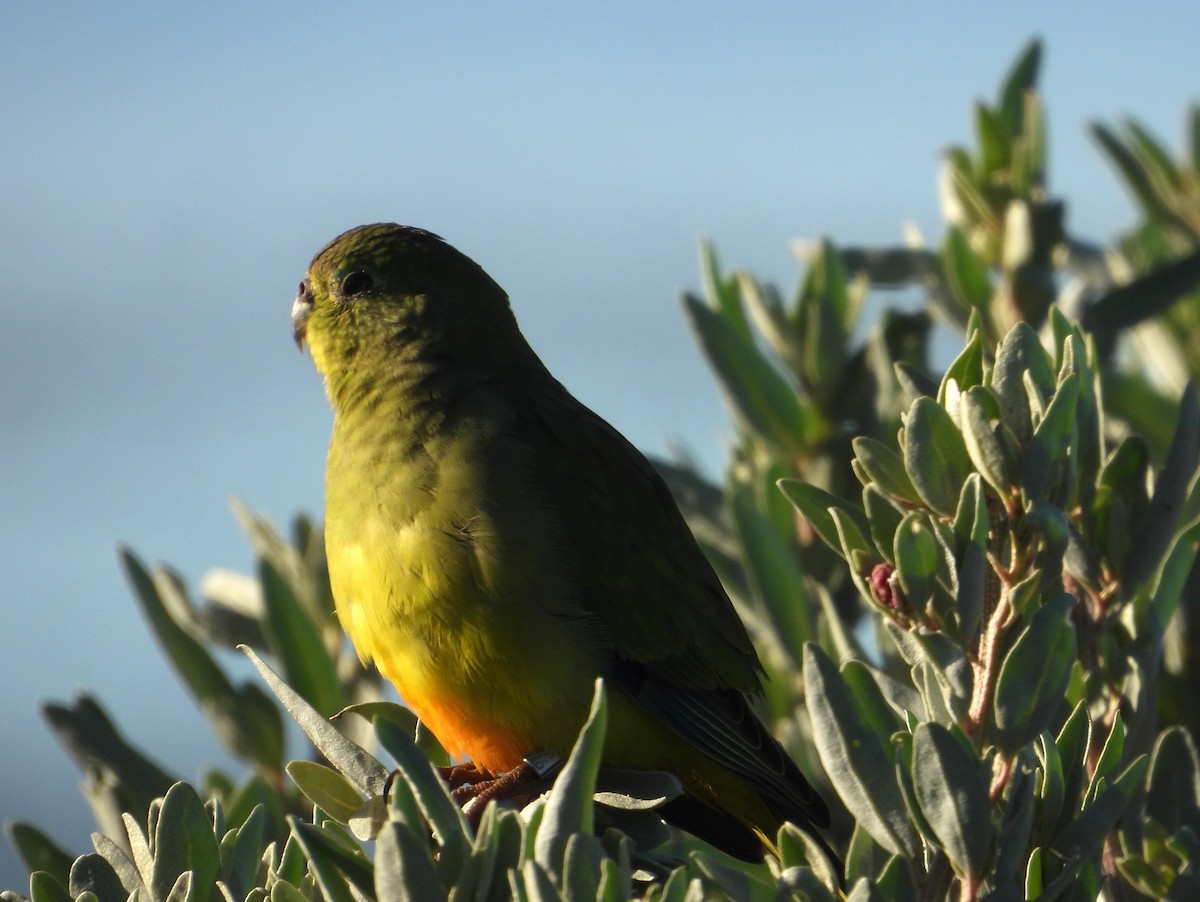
[{"xmin": 2, "ymin": 1, "xmax": 1196, "ymax": 887}]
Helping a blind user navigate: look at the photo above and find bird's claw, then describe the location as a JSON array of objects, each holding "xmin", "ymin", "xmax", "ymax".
[
  {"xmin": 435, "ymin": 760, "xmax": 539, "ymax": 828},
  {"xmin": 437, "ymin": 762, "xmax": 492, "ymax": 789}
]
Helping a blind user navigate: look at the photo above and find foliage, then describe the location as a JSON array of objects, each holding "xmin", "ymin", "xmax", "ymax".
[{"xmin": 6, "ymin": 38, "xmax": 1200, "ymax": 902}]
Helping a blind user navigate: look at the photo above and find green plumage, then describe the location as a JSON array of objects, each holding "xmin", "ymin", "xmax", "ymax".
[{"xmin": 293, "ymin": 224, "xmax": 829, "ymax": 859}]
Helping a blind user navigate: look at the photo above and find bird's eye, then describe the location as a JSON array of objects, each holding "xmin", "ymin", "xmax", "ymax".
[{"xmin": 340, "ymin": 271, "xmax": 374, "ymax": 296}]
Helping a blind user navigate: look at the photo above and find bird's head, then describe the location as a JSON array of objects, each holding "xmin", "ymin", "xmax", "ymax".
[{"xmin": 292, "ymin": 224, "xmax": 527, "ymax": 391}]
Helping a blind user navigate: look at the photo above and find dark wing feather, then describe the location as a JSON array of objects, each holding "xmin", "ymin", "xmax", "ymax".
[
  {"xmin": 509, "ymin": 374, "xmax": 828, "ymax": 830},
  {"xmin": 514, "ymin": 376, "xmax": 761, "ymax": 692}
]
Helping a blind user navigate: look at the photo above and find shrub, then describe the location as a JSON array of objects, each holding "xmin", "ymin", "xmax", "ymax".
[{"xmin": 6, "ymin": 39, "xmax": 1199, "ymax": 902}]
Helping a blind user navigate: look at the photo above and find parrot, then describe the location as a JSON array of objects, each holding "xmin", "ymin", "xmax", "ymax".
[{"xmin": 291, "ymin": 223, "xmax": 831, "ymax": 861}]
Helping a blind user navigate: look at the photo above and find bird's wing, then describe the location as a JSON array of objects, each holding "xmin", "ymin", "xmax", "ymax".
[
  {"xmin": 510, "ymin": 375, "xmax": 829, "ymax": 828},
  {"xmin": 513, "ymin": 375, "xmax": 762, "ymax": 694}
]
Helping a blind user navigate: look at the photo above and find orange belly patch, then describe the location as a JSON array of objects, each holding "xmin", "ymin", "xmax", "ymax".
[{"xmin": 397, "ymin": 687, "xmax": 531, "ymax": 776}]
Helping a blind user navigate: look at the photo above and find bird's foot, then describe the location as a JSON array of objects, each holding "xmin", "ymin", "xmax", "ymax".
[
  {"xmin": 455, "ymin": 760, "xmax": 539, "ymax": 827},
  {"xmin": 437, "ymin": 762, "xmax": 492, "ymax": 790},
  {"xmin": 443, "ymin": 754, "xmax": 563, "ymax": 828},
  {"xmin": 382, "ymin": 761, "xmax": 496, "ymax": 810}
]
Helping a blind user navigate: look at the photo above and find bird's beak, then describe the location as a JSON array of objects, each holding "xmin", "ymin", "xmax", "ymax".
[{"xmin": 292, "ymin": 280, "xmax": 314, "ymax": 350}]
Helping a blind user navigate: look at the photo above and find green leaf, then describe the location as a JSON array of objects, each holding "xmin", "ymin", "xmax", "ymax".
[
  {"xmin": 739, "ymin": 273, "xmax": 800, "ymax": 379},
  {"xmin": 41, "ymin": 697, "xmax": 177, "ymax": 839},
  {"xmin": 884, "ymin": 623, "xmax": 973, "ymax": 707},
  {"xmin": 874, "ymin": 855, "xmax": 918, "ymax": 902},
  {"xmin": 1025, "ymin": 846, "xmax": 1043, "ymax": 899},
  {"xmin": 222, "ymin": 775, "xmax": 285, "ymax": 843},
  {"xmin": 942, "ymin": 227, "xmax": 994, "ymax": 312},
  {"xmin": 1145, "ymin": 726, "xmax": 1200, "ymax": 833},
  {"xmin": 535, "ymin": 679, "xmax": 607, "ymax": 883},
  {"xmin": 893, "ymin": 732, "xmax": 938, "ymax": 848},
  {"xmin": 777, "ymin": 822, "xmax": 841, "ymax": 895},
  {"xmin": 840, "ymin": 661, "xmax": 906, "ymax": 753},
  {"xmin": 343, "ymin": 700, "xmax": 451, "ymax": 767},
  {"xmin": 288, "ymin": 820, "xmax": 368, "ymax": 902},
  {"xmin": 831, "ymin": 508, "xmax": 884, "ymax": 607},
  {"xmin": 151, "ymin": 783, "xmax": 221, "ymax": 902},
  {"xmin": 951, "ymin": 474, "xmax": 988, "ymax": 642},
  {"xmin": 775, "ymin": 867, "xmax": 837, "ymax": 902},
  {"xmin": 894, "ymin": 362, "xmax": 939, "ymax": 411},
  {"xmin": 993, "ymin": 595, "xmax": 1076, "ymax": 754},
  {"xmin": 561, "ymin": 833, "xmax": 603, "ymax": 901},
  {"xmin": 1095, "ymin": 436, "xmax": 1150, "ymax": 574},
  {"xmin": 804, "ymin": 644, "xmax": 917, "ymax": 857},
  {"xmin": 691, "ymin": 852, "xmax": 776, "ymax": 901},
  {"xmin": 893, "ymin": 513, "xmax": 939, "ymax": 613},
  {"xmin": 205, "ymin": 681, "xmax": 286, "ymax": 773},
  {"xmin": 950, "ymin": 460, "xmax": 988, "ymax": 554},
  {"xmin": 911, "ymin": 723, "xmax": 993, "ymax": 879},
  {"xmin": 7, "ymin": 824, "xmax": 74, "ymax": 888},
  {"xmin": 699, "ymin": 238, "xmax": 750, "ymax": 340},
  {"xmin": 259, "ymin": 557, "xmax": 343, "ymax": 717},
  {"xmin": 1101, "ymin": 371, "xmax": 1179, "ymax": 456},
  {"xmin": 1116, "ymin": 856, "xmax": 1170, "ymax": 899},
  {"xmin": 730, "ymin": 487, "xmax": 811, "ymax": 659},
  {"xmin": 1191, "ymin": 101, "xmax": 1200, "ymax": 175},
  {"xmin": 1034, "ymin": 732, "xmax": 1065, "ymax": 841},
  {"xmin": 799, "ymin": 238, "xmax": 854, "ymax": 335},
  {"xmin": 683, "ymin": 294, "xmax": 826, "ymax": 454},
  {"xmin": 447, "ymin": 811, "xmax": 500, "ymax": 902},
  {"xmin": 374, "ymin": 820, "xmax": 444, "ymax": 901},
  {"xmin": 286, "ymin": 761, "xmax": 363, "ymax": 824},
  {"xmin": 853, "ymin": 436, "xmax": 921, "ymax": 505},
  {"xmin": 1003, "ymin": 200, "xmax": 1037, "ymax": 279},
  {"xmin": 1021, "ymin": 374, "xmax": 1079, "ymax": 505},
  {"xmin": 913, "ymin": 662, "xmax": 957, "ymax": 727},
  {"xmin": 974, "ymin": 101, "xmax": 1011, "ymax": 175},
  {"xmin": 28, "ymin": 871, "xmax": 73, "ymax": 902},
  {"xmin": 519, "ymin": 859, "xmax": 558, "ymax": 900},
  {"xmin": 242, "ymin": 648, "xmax": 389, "ymax": 797},
  {"xmin": 997, "ymin": 39, "xmax": 1041, "ymax": 136},
  {"xmin": 89, "ymin": 833, "xmax": 143, "ymax": 898},
  {"xmin": 272, "ymin": 834, "xmax": 307, "ymax": 889},
  {"xmin": 67, "ymin": 854, "xmax": 126, "ymax": 902},
  {"xmin": 359, "ymin": 719, "xmax": 469, "ymax": 874},
  {"xmin": 992, "ymin": 764, "xmax": 1036, "ymax": 891},
  {"xmin": 223, "ymin": 804, "xmax": 265, "ymax": 902},
  {"xmin": 1090, "ymin": 122, "xmax": 1194, "ymax": 235},
  {"xmin": 961, "ymin": 386, "xmax": 1018, "ymax": 501},
  {"xmin": 1048, "ymin": 755, "xmax": 1149, "ymax": 877},
  {"xmin": 269, "ymin": 880, "xmax": 312, "ymax": 902},
  {"xmin": 991, "ymin": 321, "xmax": 1055, "ymax": 445},
  {"xmin": 1125, "ymin": 382, "xmax": 1200, "ymax": 596},
  {"xmin": 903, "ymin": 397, "xmax": 973, "ymax": 516},
  {"xmin": 797, "ymin": 239, "xmax": 854, "ymax": 407},
  {"xmin": 863, "ymin": 485, "xmax": 904, "ymax": 566},
  {"xmin": 120, "ymin": 548, "xmax": 234, "ymax": 704},
  {"xmin": 120, "ymin": 812, "xmax": 154, "ymax": 893},
  {"xmin": 1012, "ymin": 91, "xmax": 1046, "ymax": 193},
  {"xmin": 940, "ymin": 328, "xmax": 985, "ymax": 404},
  {"xmin": 232, "ymin": 499, "xmax": 331, "ymax": 630},
  {"xmin": 1086, "ymin": 714, "xmax": 1125, "ymax": 806},
  {"xmin": 1052, "ymin": 702, "xmax": 1092, "ymax": 836},
  {"xmin": 777, "ymin": 479, "xmax": 872, "ymax": 558},
  {"xmin": 945, "ymin": 146, "xmax": 996, "ymax": 232}
]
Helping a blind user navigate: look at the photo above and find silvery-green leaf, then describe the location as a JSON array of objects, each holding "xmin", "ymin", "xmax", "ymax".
[
  {"xmin": 903, "ymin": 398, "xmax": 973, "ymax": 516},
  {"xmin": 911, "ymin": 723, "xmax": 993, "ymax": 878},
  {"xmin": 804, "ymin": 644, "xmax": 917, "ymax": 857},
  {"xmin": 993, "ymin": 595, "xmax": 1077, "ymax": 754}
]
